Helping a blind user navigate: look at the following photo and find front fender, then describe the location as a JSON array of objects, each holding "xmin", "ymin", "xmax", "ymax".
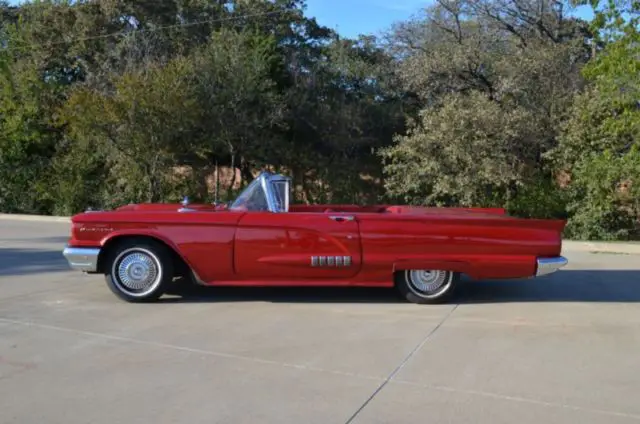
[
  {"xmin": 100, "ymin": 229, "xmax": 179, "ymax": 250},
  {"xmin": 98, "ymin": 229, "xmax": 197, "ymax": 276}
]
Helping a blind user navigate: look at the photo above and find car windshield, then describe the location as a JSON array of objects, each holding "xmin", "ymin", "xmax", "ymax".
[
  {"xmin": 229, "ymin": 172, "xmax": 290, "ymax": 212},
  {"xmin": 229, "ymin": 178, "xmax": 270, "ymax": 211}
]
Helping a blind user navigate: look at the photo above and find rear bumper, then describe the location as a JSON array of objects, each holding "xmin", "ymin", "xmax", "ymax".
[
  {"xmin": 62, "ymin": 246, "xmax": 101, "ymax": 273},
  {"xmin": 536, "ymin": 256, "xmax": 568, "ymax": 277}
]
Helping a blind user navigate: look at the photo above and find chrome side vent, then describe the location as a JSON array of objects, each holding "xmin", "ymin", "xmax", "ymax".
[{"xmin": 311, "ymin": 256, "xmax": 352, "ymax": 267}]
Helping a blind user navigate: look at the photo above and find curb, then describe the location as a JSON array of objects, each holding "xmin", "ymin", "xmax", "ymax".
[
  {"xmin": 561, "ymin": 240, "xmax": 640, "ymax": 255},
  {"xmin": 2, "ymin": 213, "xmax": 640, "ymax": 255},
  {"xmin": 0, "ymin": 213, "xmax": 71, "ymax": 223}
]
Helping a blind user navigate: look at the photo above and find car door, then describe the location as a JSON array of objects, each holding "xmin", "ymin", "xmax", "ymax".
[{"xmin": 233, "ymin": 212, "xmax": 362, "ymax": 281}]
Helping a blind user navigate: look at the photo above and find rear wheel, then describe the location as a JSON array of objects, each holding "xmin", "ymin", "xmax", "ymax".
[
  {"xmin": 104, "ymin": 240, "xmax": 174, "ymax": 302},
  {"xmin": 395, "ymin": 269, "xmax": 459, "ymax": 304}
]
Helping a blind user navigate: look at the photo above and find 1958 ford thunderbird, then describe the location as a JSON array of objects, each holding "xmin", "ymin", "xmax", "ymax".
[{"xmin": 62, "ymin": 171, "xmax": 568, "ymax": 304}]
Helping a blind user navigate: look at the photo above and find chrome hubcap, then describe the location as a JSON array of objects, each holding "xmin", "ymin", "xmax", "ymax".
[
  {"xmin": 407, "ymin": 270, "xmax": 450, "ymax": 294},
  {"xmin": 115, "ymin": 251, "xmax": 159, "ymax": 292}
]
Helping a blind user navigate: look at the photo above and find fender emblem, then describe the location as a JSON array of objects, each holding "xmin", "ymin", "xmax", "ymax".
[{"xmin": 311, "ymin": 256, "xmax": 352, "ymax": 267}]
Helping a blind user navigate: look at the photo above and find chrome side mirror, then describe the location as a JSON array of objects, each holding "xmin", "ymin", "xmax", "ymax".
[{"xmin": 179, "ymin": 195, "xmax": 196, "ymax": 213}]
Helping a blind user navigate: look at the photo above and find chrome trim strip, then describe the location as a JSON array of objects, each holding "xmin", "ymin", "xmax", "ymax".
[
  {"xmin": 536, "ymin": 256, "xmax": 568, "ymax": 277},
  {"xmin": 62, "ymin": 246, "xmax": 101, "ymax": 272}
]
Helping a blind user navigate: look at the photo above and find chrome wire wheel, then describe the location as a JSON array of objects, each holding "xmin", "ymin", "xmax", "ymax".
[
  {"xmin": 111, "ymin": 248, "xmax": 163, "ymax": 297},
  {"xmin": 405, "ymin": 269, "xmax": 453, "ymax": 299}
]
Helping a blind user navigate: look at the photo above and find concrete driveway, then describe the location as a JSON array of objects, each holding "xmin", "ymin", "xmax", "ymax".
[{"xmin": 1, "ymin": 218, "xmax": 640, "ymax": 424}]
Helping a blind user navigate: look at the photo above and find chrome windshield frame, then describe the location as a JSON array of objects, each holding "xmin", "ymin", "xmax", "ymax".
[
  {"xmin": 231, "ymin": 171, "xmax": 291, "ymax": 213},
  {"xmin": 264, "ymin": 173, "xmax": 291, "ymax": 213}
]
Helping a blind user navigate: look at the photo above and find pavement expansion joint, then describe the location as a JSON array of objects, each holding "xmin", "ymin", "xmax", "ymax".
[
  {"xmin": 0, "ymin": 317, "xmax": 385, "ymax": 382},
  {"xmin": 391, "ymin": 379, "xmax": 640, "ymax": 421},
  {"xmin": 343, "ymin": 304, "xmax": 460, "ymax": 424}
]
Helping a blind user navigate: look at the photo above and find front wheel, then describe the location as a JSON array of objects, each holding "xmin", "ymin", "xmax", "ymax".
[
  {"xmin": 395, "ymin": 269, "xmax": 459, "ymax": 304},
  {"xmin": 104, "ymin": 241, "xmax": 174, "ymax": 302}
]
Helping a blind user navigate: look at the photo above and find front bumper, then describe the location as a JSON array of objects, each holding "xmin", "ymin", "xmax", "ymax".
[
  {"xmin": 62, "ymin": 246, "xmax": 101, "ymax": 272},
  {"xmin": 536, "ymin": 256, "xmax": 568, "ymax": 277}
]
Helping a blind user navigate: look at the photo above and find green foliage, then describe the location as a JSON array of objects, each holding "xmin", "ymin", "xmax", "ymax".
[
  {"xmin": 563, "ymin": 148, "xmax": 640, "ymax": 240},
  {"xmin": 0, "ymin": 52, "xmax": 60, "ymax": 214},
  {"xmin": 1, "ymin": 0, "xmax": 401, "ymax": 214},
  {"xmin": 506, "ymin": 176, "xmax": 570, "ymax": 219},
  {"xmin": 0, "ymin": 0, "xmax": 639, "ymax": 241},
  {"xmin": 187, "ymin": 28, "xmax": 285, "ymax": 176},
  {"xmin": 381, "ymin": 92, "xmax": 539, "ymax": 207},
  {"xmin": 59, "ymin": 55, "xmax": 200, "ymax": 208},
  {"xmin": 573, "ymin": 0, "xmax": 639, "ymax": 42},
  {"xmin": 380, "ymin": 0, "xmax": 588, "ymax": 218},
  {"xmin": 550, "ymin": 19, "xmax": 640, "ymax": 239},
  {"xmin": 49, "ymin": 134, "xmax": 109, "ymax": 216}
]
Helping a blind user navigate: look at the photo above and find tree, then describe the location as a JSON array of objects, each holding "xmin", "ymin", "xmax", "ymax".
[
  {"xmin": 281, "ymin": 34, "xmax": 406, "ymax": 204},
  {"xmin": 0, "ymin": 59, "xmax": 60, "ymax": 213},
  {"xmin": 380, "ymin": 0, "xmax": 589, "ymax": 215},
  {"xmin": 381, "ymin": 92, "xmax": 539, "ymax": 207},
  {"xmin": 185, "ymin": 28, "xmax": 286, "ymax": 200},
  {"xmin": 58, "ymin": 55, "xmax": 200, "ymax": 210},
  {"xmin": 549, "ymin": 0, "xmax": 640, "ymax": 239}
]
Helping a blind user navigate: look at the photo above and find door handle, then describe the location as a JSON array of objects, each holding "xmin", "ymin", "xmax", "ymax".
[{"xmin": 329, "ymin": 215, "xmax": 355, "ymax": 222}]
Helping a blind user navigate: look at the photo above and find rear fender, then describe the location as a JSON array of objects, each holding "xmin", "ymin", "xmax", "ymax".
[
  {"xmin": 392, "ymin": 255, "xmax": 537, "ymax": 280},
  {"xmin": 393, "ymin": 260, "xmax": 471, "ymax": 274},
  {"xmin": 453, "ymin": 207, "xmax": 506, "ymax": 215},
  {"xmin": 497, "ymin": 218, "xmax": 567, "ymax": 232}
]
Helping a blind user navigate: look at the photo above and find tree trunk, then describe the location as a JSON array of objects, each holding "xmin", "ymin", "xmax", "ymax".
[
  {"xmin": 226, "ymin": 153, "xmax": 237, "ymax": 199},
  {"xmin": 192, "ymin": 163, "xmax": 210, "ymax": 202},
  {"xmin": 240, "ymin": 159, "xmax": 253, "ymax": 185}
]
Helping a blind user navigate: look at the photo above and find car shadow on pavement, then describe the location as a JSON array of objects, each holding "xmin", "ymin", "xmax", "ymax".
[
  {"xmin": 457, "ymin": 269, "xmax": 640, "ymax": 303},
  {"xmin": 162, "ymin": 269, "xmax": 640, "ymax": 304},
  {"xmin": 163, "ymin": 283, "xmax": 403, "ymax": 304},
  {"xmin": 0, "ymin": 248, "xmax": 69, "ymax": 277},
  {"xmin": 1, "ymin": 246, "xmax": 639, "ymax": 304}
]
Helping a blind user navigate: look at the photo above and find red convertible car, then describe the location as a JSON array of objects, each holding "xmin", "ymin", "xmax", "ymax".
[{"xmin": 62, "ymin": 171, "xmax": 568, "ymax": 304}]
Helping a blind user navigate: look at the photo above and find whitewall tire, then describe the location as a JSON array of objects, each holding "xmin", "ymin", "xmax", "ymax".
[
  {"xmin": 395, "ymin": 269, "xmax": 459, "ymax": 304},
  {"xmin": 104, "ymin": 240, "xmax": 174, "ymax": 302}
]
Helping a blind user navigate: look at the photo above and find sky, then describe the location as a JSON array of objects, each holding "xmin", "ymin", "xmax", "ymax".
[
  {"xmin": 305, "ymin": 0, "xmax": 595, "ymax": 39},
  {"xmin": 7, "ymin": 0, "xmax": 595, "ymax": 40},
  {"xmin": 304, "ymin": 0, "xmax": 431, "ymax": 38}
]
